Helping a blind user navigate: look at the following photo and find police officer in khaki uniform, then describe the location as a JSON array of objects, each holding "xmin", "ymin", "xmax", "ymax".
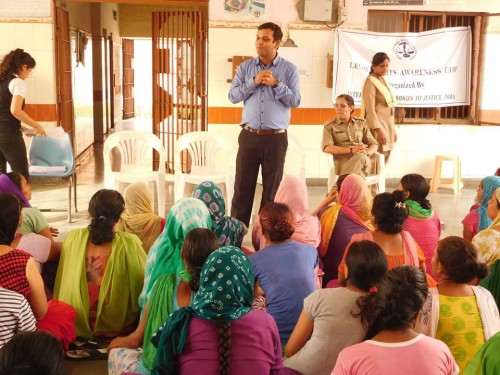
[{"xmin": 322, "ymin": 94, "xmax": 378, "ymax": 177}]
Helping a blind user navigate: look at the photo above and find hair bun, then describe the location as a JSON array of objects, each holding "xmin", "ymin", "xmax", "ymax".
[
  {"xmin": 475, "ymin": 262, "xmax": 489, "ymax": 280},
  {"xmin": 275, "ymin": 219, "xmax": 293, "ymax": 235}
]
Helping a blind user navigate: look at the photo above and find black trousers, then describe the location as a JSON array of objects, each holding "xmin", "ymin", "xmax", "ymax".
[
  {"xmin": 231, "ymin": 128, "xmax": 288, "ymax": 227},
  {"xmin": 0, "ymin": 134, "xmax": 29, "ymax": 180}
]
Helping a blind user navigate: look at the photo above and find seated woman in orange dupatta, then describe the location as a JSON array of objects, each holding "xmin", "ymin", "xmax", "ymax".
[
  {"xmin": 338, "ymin": 190, "xmax": 432, "ymax": 286},
  {"xmin": 318, "ymin": 174, "xmax": 373, "ymax": 287},
  {"xmin": 252, "ymin": 175, "xmax": 321, "ymax": 251},
  {"xmin": 116, "ymin": 182, "xmax": 165, "ymax": 253}
]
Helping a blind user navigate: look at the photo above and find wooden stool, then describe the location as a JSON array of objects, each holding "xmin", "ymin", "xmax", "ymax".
[{"xmin": 430, "ymin": 155, "xmax": 463, "ymax": 194}]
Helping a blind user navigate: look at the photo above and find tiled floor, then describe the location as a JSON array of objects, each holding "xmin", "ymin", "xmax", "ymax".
[{"xmin": 30, "ymin": 150, "xmax": 477, "ymax": 375}]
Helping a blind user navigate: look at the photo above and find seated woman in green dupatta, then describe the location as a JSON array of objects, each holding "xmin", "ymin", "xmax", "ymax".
[
  {"xmin": 465, "ymin": 332, "xmax": 500, "ymax": 375},
  {"xmin": 151, "ymin": 246, "xmax": 284, "ymax": 375},
  {"xmin": 107, "ymin": 199, "xmax": 215, "ymax": 375},
  {"xmin": 53, "ymin": 189, "xmax": 146, "ymax": 339}
]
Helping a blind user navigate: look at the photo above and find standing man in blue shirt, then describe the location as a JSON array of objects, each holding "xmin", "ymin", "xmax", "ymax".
[{"xmin": 228, "ymin": 22, "xmax": 301, "ymax": 227}]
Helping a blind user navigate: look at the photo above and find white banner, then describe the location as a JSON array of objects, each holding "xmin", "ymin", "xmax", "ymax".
[{"xmin": 333, "ymin": 27, "xmax": 471, "ymax": 107}]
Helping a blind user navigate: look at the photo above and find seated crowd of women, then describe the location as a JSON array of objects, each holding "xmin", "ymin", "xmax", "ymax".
[{"xmin": 1, "ymin": 172, "xmax": 500, "ymax": 375}]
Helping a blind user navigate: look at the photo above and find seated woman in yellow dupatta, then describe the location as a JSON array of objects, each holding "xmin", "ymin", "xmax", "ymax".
[
  {"xmin": 54, "ymin": 189, "xmax": 146, "ymax": 339},
  {"xmin": 362, "ymin": 52, "xmax": 397, "ymax": 162},
  {"xmin": 116, "ymin": 182, "xmax": 165, "ymax": 253},
  {"xmin": 317, "ymin": 174, "xmax": 373, "ymax": 287}
]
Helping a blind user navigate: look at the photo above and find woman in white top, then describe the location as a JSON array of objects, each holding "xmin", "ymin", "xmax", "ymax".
[
  {"xmin": 284, "ymin": 240, "xmax": 388, "ymax": 375},
  {"xmin": 0, "ymin": 48, "xmax": 46, "ymax": 179}
]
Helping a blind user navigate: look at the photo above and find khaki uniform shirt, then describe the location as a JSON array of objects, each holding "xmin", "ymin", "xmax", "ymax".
[{"xmin": 322, "ymin": 116, "xmax": 378, "ymax": 151}]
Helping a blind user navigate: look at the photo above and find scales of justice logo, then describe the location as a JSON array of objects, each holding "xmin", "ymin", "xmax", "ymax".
[{"xmin": 393, "ymin": 39, "xmax": 417, "ymax": 60}]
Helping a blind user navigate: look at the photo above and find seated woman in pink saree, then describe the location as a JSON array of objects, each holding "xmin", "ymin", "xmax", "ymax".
[{"xmin": 252, "ymin": 175, "xmax": 320, "ymax": 251}]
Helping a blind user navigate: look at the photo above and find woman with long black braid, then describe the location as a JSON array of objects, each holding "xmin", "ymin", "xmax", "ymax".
[{"xmin": 151, "ymin": 246, "xmax": 283, "ymax": 374}]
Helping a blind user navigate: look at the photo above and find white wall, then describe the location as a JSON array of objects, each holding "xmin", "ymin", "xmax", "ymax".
[
  {"xmin": 0, "ymin": 21, "xmax": 57, "ymax": 129},
  {"xmin": 481, "ymin": 33, "xmax": 500, "ymax": 111},
  {"xmin": 207, "ymin": 124, "xmax": 497, "ymax": 180},
  {"xmin": 208, "ymin": 0, "xmax": 500, "ymax": 180}
]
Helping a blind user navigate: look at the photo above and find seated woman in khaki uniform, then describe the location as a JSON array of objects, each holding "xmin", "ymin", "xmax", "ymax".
[{"xmin": 322, "ymin": 94, "xmax": 378, "ymax": 178}]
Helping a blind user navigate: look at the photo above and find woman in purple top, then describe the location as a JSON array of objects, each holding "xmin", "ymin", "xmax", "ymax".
[
  {"xmin": 250, "ymin": 202, "xmax": 318, "ymax": 348},
  {"xmin": 150, "ymin": 246, "xmax": 284, "ymax": 375}
]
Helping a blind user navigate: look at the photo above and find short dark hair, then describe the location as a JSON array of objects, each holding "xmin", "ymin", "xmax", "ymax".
[
  {"xmin": 258, "ymin": 22, "xmax": 283, "ymax": 42},
  {"xmin": 370, "ymin": 52, "xmax": 390, "ymax": 74},
  {"xmin": 88, "ymin": 189, "xmax": 125, "ymax": 245},
  {"xmin": 336, "ymin": 94, "xmax": 355, "ymax": 114},
  {"xmin": 400, "ymin": 173, "xmax": 432, "ymax": 210},
  {"xmin": 436, "ymin": 236, "xmax": 488, "ymax": 283},
  {"xmin": 259, "ymin": 202, "xmax": 294, "ymax": 242},
  {"xmin": 372, "ymin": 190, "xmax": 408, "ymax": 234},
  {"xmin": 0, "ymin": 331, "xmax": 64, "ymax": 375},
  {"xmin": 182, "ymin": 228, "xmax": 220, "ymax": 291},
  {"xmin": 345, "ymin": 240, "xmax": 388, "ymax": 292}
]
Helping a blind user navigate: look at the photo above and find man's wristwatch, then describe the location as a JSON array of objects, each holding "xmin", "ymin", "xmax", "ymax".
[{"xmin": 273, "ymin": 79, "xmax": 280, "ymax": 88}]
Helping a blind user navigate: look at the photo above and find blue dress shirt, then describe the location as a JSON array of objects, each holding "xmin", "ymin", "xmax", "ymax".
[{"xmin": 228, "ymin": 54, "xmax": 301, "ymax": 130}]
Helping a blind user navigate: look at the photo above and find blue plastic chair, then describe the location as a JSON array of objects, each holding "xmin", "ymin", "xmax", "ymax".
[{"xmin": 28, "ymin": 131, "xmax": 77, "ymax": 222}]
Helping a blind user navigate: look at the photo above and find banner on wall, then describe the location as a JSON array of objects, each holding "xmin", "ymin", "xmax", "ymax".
[{"xmin": 333, "ymin": 27, "xmax": 471, "ymax": 108}]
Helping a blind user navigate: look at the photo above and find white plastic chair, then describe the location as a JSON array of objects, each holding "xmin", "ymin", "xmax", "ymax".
[
  {"xmin": 324, "ymin": 150, "xmax": 385, "ymax": 193},
  {"xmin": 103, "ymin": 130, "xmax": 166, "ymax": 218},
  {"xmin": 174, "ymin": 131, "xmax": 235, "ymax": 213},
  {"xmin": 257, "ymin": 134, "xmax": 306, "ymax": 184},
  {"xmin": 284, "ymin": 134, "xmax": 306, "ymax": 181}
]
